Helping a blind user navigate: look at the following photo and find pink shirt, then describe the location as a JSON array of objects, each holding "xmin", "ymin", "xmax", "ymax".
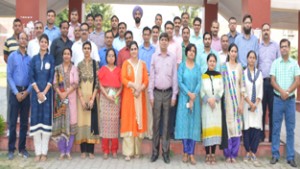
[
  {"xmin": 156, "ymin": 38, "xmax": 182, "ymax": 64},
  {"xmin": 211, "ymin": 36, "xmax": 222, "ymax": 52},
  {"xmin": 68, "ymin": 22, "xmax": 81, "ymax": 41}
]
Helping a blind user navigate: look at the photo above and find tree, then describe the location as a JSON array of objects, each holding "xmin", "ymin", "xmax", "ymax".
[
  {"xmin": 55, "ymin": 3, "xmax": 113, "ymax": 31},
  {"xmin": 178, "ymin": 5, "xmax": 201, "ymax": 27},
  {"xmin": 291, "ymin": 47, "xmax": 298, "ymax": 60}
]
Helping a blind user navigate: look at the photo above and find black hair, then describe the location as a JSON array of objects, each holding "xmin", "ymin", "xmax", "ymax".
[
  {"xmin": 59, "ymin": 20, "xmax": 69, "ymax": 28},
  {"xmin": 105, "ymin": 48, "xmax": 117, "ymax": 65},
  {"xmin": 80, "ymin": 23, "xmax": 89, "ymax": 29},
  {"xmin": 164, "ymin": 21, "xmax": 174, "ymax": 29},
  {"xmin": 47, "ymin": 9, "xmax": 56, "ymax": 16},
  {"xmin": 129, "ymin": 41, "xmax": 139, "ymax": 50},
  {"xmin": 39, "ymin": 34, "xmax": 49, "ymax": 44},
  {"xmin": 13, "ymin": 18, "xmax": 22, "ymax": 24},
  {"xmin": 246, "ymin": 50, "xmax": 257, "ymax": 59},
  {"xmin": 62, "ymin": 47, "xmax": 72, "ymax": 57},
  {"xmin": 243, "ymin": 14, "xmax": 252, "ymax": 23},
  {"xmin": 279, "ymin": 38, "xmax": 290, "ymax": 48},
  {"xmin": 143, "ymin": 26, "xmax": 152, "ymax": 34},
  {"xmin": 86, "ymin": 13, "xmax": 94, "ymax": 20},
  {"xmin": 105, "ymin": 30, "xmax": 114, "ymax": 37},
  {"xmin": 152, "ymin": 25, "xmax": 160, "ymax": 31},
  {"xmin": 82, "ymin": 41, "xmax": 92, "ymax": 50},
  {"xmin": 182, "ymin": 27, "xmax": 190, "ymax": 34},
  {"xmin": 207, "ymin": 53, "xmax": 217, "ymax": 62},
  {"xmin": 155, "ymin": 13, "xmax": 162, "ymax": 19},
  {"xmin": 94, "ymin": 13, "xmax": 103, "ymax": 20},
  {"xmin": 173, "ymin": 16, "xmax": 181, "ymax": 22},
  {"xmin": 228, "ymin": 17, "xmax": 236, "ymax": 22},
  {"xmin": 70, "ymin": 8, "xmax": 78, "ymax": 14},
  {"xmin": 111, "ymin": 15, "xmax": 119, "ymax": 21},
  {"xmin": 181, "ymin": 12, "xmax": 189, "ymax": 18},
  {"xmin": 159, "ymin": 32, "xmax": 169, "ymax": 41},
  {"xmin": 203, "ymin": 32, "xmax": 212, "ymax": 40},
  {"xmin": 193, "ymin": 17, "xmax": 202, "ymax": 25},
  {"xmin": 261, "ymin": 23, "xmax": 271, "ymax": 29},
  {"xmin": 185, "ymin": 43, "xmax": 197, "ymax": 58},
  {"xmin": 124, "ymin": 30, "xmax": 133, "ymax": 38},
  {"xmin": 118, "ymin": 22, "xmax": 127, "ymax": 28},
  {"xmin": 226, "ymin": 43, "xmax": 238, "ymax": 62}
]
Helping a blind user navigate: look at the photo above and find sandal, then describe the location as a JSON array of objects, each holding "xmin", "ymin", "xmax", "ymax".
[
  {"xmin": 34, "ymin": 155, "xmax": 41, "ymax": 162},
  {"xmin": 89, "ymin": 153, "xmax": 95, "ymax": 159},
  {"xmin": 125, "ymin": 156, "xmax": 131, "ymax": 161},
  {"xmin": 182, "ymin": 153, "xmax": 188, "ymax": 163},
  {"xmin": 231, "ymin": 158, "xmax": 237, "ymax": 163},
  {"xmin": 112, "ymin": 153, "xmax": 118, "ymax": 159},
  {"xmin": 243, "ymin": 152, "xmax": 251, "ymax": 162},
  {"xmin": 81, "ymin": 153, "xmax": 86, "ymax": 159},
  {"xmin": 190, "ymin": 155, "xmax": 197, "ymax": 165},
  {"xmin": 40, "ymin": 155, "xmax": 47, "ymax": 162},
  {"xmin": 66, "ymin": 153, "xmax": 72, "ymax": 160},
  {"xmin": 58, "ymin": 154, "xmax": 65, "ymax": 160},
  {"xmin": 205, "ymin": 155, "xmax": 211, "ymax": 164},
  {"xmin": 226, "ymin": 158, "xmax": 231, "ymax": 163},
  {"xmin": 103, "ymin": 153, "xmax": 108, "ymax": 160},
  {"xmin": 210, "ymin": 154, "xmax": 216, "ymax": 165}
]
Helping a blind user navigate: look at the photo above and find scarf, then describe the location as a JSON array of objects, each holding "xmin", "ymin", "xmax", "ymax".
[{"xmin": 247, "ymin": 68, "xmax": 260, "ymax": 103}]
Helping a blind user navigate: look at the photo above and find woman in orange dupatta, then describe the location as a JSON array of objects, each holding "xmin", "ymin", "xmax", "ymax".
[{"xmin": 120, "ymin": 41, "xmax": 148, "ymax": 161}]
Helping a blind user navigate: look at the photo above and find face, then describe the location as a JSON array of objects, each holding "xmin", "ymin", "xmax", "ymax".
[
  {"xmin": 247, "ymin": 52, "xmax": 257, "ymax": 67},
  {"xmin": 34, "ymin": 23, "xmax": 44, "ymax": 38},
  {"xmin": 152, "ymin": 28, "xmax": 159, "ymax": 41},
  {"xmin": 221, "ymin": 36, "xmax": 229, "ymax": 51},
  {"xmin": 165, "ymin": 24, "xmax": 174, "ymax": 39},
  {"xmin": 39, "ymin": 37, "xmax": 49, "ymax": 51},
  {"xmin": 74, "ymin": 26, "xmax": 81, "ymax": 40},
  {"xmin": 83, "ymin": 44, "xmax": 91, "ymax": 57},
  {"xmin": 211, "ymin": 22, "xmax": 219, "ymax": 36},
  {"xmin": 229, "ymin": 46, "xmax": 238, "ymax": 61},
  {"xmin": 86, "ymin": 16, "xmax": 94, "ymax": 27},
  {"xmin": 18, "ymin": 33, "xmax": 28, "ymax": 48},
  {"xmin": 47, "ymin": 12, "xmax": 55, "ymax": 24},
  {"xmin": 182, "ymin": 14, "xmax": 189, "ymax": 27},
  {"xmin": 130, "ymin": 44, "xmax": 138, "ymax": 58},
  {"xmin": 118, "ymin": 24, "xmax": 126, "ymax": 37},
  {"xmin": 207, "ymin": 56, "xmax": 217, "ymax": 70},
  {"xmin": 262, "ymin": 24, "xmax": 270, "ymax": 40},
  {"xmin": 13, "ymin": 21, "xmax": 23, "ymax": 35},
  {"xmin": 105, "ymin": 32, "xmax": 114, "ymax": 46},
  {"xmin": 125, "ymin": 33, "xmax": 133, "ymax": 47},
  {"xmin": 94, "ymin": 16, "xmax": 102, "ymax": 29},
  {"xmin": 174, "ymin": 19, "xmax": 181, "ymax": 31},
  {"xmin": 134, "ymin": 11, "xmax": 142, "ymax": 23},
  {"xmin": 193, "ymin": 20, "xmax": 201, "ymax": 34},
  {"xmin": 60, "ymin": 22, "xmax": 69, "ymax": 37},
  {"xmin": 106, "ymin": 50, "xmax": 116, "ymax": 65},
  {"xmin": 80, "ymin": 25, "xmax": 89, "ymax": 40},
  {"xmin": 63, "ymin": 49, "xmax": 72, "ymax": 63},
  {"xmin": 187, "ymin": 46, "xmax": 196, "ymax": 61},
  {"xmin": 111, "ymin": 17, "xmax": 119, "ymax": 29},
  {"xmin": 182, "ymin": 28, "xmax": 190, "ymax": 42},
  {"xmin": 159, "ymin": 37, "xmax": 169, "ymax": 50},
  {"xmin": 228, "ymin": 19, "xmax": 237, "ymax": 32},
  {"xmin": 143, "ymin": 30, "xmax": 151, "ymax": 43},
  {"xmin": 280, "ymin": 41, "xmax": 290, "ymax": 57},
  {"xmin": 155, "ymin": 15, "xmax": 162, "ymax": 27},
  {"xmin": 203, "ymin": 34, "xmax": 212, "ymax": 48},
  {"xmin": 243, "ymin": 18, "xmax": 252, "ymax": 35},
  {"xmin": 71, "ymin": 11, "xmax": 79, "ymax": 23}
]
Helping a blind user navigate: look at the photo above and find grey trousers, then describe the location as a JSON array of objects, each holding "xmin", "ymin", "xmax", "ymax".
[{"xmin": 152, "ymin": 89, "xmax": 172, "ymax": 155}]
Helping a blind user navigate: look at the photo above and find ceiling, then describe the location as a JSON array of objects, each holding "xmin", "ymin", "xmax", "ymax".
[{"xmin": 1, "ymin": 0, "xmax": 299, "ymax": 30}]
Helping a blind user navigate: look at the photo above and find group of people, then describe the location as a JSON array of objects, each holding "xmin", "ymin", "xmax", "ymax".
[{"xmin": 4, "ymin": 5, "xmax": 298, "ymax": 168}]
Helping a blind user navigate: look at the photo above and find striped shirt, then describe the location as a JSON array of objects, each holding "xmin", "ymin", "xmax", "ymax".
[
  {"xmin": 270, "ymin": 56, "xmax": 300, "ymax": 96},
  {"xmin": 3, "ymin": 35, "xmax": 18, "ymax": 57}
]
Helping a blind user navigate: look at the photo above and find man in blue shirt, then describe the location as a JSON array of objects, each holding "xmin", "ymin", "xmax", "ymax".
[
  {"xmin": 227, "ymin": 17, "xmax": 240, "ymax": 45},
  {"xmin": 98, "ymin": 30, "xmax": 118, "ymax": 68},
  {"xmin": 44, "ymin": 9, "xmax": 61, "ymax": 42},
  {"xmin": 7, "ymin": 32, "xmax": 32, "ymax": 160},
  {"xmin": 234, "ymin": 14, "xmax": 259, "ymax": 68},
  {"xmin": 139, "ymin": 27, "xmax": 155, "ymax": 73}
]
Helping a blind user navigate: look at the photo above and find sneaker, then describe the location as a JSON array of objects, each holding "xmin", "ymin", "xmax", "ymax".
[
  {"xmin": 243, "ymin": 153, "xmax": 251, "ymax": 162},
  {"xmin": 8, "ymin": 152, "xmax": 14, "ymax": 160},
  {"xmin": 19, "ymin": 150, "xmax": 30, "ymax": 159},
  {"xmin": 251, "ymin": 155, "xmax": 261, "ymax": 167}
]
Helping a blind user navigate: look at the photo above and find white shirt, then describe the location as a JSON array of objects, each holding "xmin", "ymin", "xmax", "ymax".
[
  {"xmin": 218, "ymin": 50, "xmax": 228, "ymax": 66},
  {"xmin": 71, "ymin": 39, "xmax": 100, "ymax": 67},
  {"xmin": 173, "ymin": 33, "xmax": 182, "ymax": 45},
  {"xmin": 130, "ymin": 23, "xmax": 145, "ymax": 45},
  {"xmin": 113, "ymin": 36, "xmax": 126, "ymax": 51},
  {"xmin": 27, "ymin": 38, "xmax": 52, "ymax": 58}
]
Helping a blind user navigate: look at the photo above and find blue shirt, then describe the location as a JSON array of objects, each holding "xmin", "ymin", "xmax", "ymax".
[
  {"xmin": 234, "ymin": 34, "xmax": 259, "ymax": 68},
  {"xmin": 196, "ymin": 49, "xmax": 220, "ymax": 74},
  {"xmin": 7, "ymin": 50, "xmax": 32, "ymax": 94},
  {"xmin": 98, "ymin": 47, "xmax": 119, "ymax": 68},
  {"xmin": 44, "ymin": 25, "xmax": 61, "ymax": 42},
  {"xmin": 227, "ymin": 32, "xmax": 240, "ymax": 45},
  {"xmin": 138, "ymin": 44, "xmax": 156, "ymax": 73}
]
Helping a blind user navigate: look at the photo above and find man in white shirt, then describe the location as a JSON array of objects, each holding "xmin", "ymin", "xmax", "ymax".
[
  {"xmin": 173, "ymin": 16, "xmax": 182, "ymax": 45},
  {"xmin": 131, "ymin": 5, "xmax": 144, "ymax": 45},
  {"xmin": 218, "ymin": 34, "xmax": 229, "ymax": 65},
  {"xmin": 113, "ymin": 22, "xmax": 127, "ymax": 51},
  {"xmin": 27, "ymin": 21, "xmax": 44, "ymax": 57},
  {"xmin": 71, "ymin": 23, "xmax": 100, "ymax": 66}
]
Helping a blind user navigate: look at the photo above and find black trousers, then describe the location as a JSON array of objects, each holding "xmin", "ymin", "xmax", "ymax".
[
  {"xmin": 262, "ymin": 78, "xmax": 274, "ymax": 142},
  {"xmin": 80, "ymin": 143, "xmax": 94, "ymax": 154}
]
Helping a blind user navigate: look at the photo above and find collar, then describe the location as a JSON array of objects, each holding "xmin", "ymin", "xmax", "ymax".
[
  {"xmin": 45, "ymin": 25, "xmax": 57, "ymax": 30},
  {"xmin": 141, "ymin": 44, "xmax": 154, "ymax": 50},
  {"xmin": 279, "ymin": 56, "xmax": 292, "ymax": 63},
  {"xmin": 227, "ymin": 32, "xmax": 239, "ymax": 38},
  {"xmin": 158, "ymin": 51, "xmax": 171, "ymax": 57},
  {"xmin": 260, "ymin": 40, "xmax": 275, "ymax": 46},
  {"xmin": 17, "ymin": 49, "xmax": 28, "ymax": 56},
  {"xmin": 92, "ymin": 30, "xmax": 104, "ymax": 35},
  {"xmin": 212, "ymin": 36, "xmax": 220, "ymax": 41}
]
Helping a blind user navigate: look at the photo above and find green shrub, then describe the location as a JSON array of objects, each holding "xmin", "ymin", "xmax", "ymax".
[{"xmin": 0, "ymin": 115, "xmax": 5, "ymax": 136}]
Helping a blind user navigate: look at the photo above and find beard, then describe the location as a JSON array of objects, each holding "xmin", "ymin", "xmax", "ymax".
[
  {"xmin": 243, "ymin": 27, "xmax": 251, "ymax": 35},
  {"xmin": 135, "ymin": 17, "xmax": 141, "ymax": 24}
]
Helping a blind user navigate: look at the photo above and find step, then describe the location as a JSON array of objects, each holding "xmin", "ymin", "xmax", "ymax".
[{"xmin": 0, "ymin": 135, "xmax": 285, "ymax": 157}]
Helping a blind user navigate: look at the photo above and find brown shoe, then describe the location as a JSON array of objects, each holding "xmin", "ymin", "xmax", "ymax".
[
  {"xmin": 205, "ymin": 155, "xmax": 211, "ymax": 164},
  {"xmin": 182, "ymin": 153, "xmax": 188, "ymax": 163},
  {"xmin": 210, "ymin": 154, "xmax": 216, "ymax": 165},
  {"xmin": 190, "ymin": 155, "xmax": 197, "ymax": 165}
]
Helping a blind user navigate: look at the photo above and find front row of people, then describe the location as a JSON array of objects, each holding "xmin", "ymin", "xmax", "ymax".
[{"xmin": 7, "ymin": 33, "xmax": 298, "ymax": 167}]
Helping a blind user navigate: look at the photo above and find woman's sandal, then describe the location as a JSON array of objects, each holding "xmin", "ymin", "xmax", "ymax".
[
  {"xmin": 112, "ymin": 153, "xmax": 118, "ymax": 159},
  {"xmin": 226, "ymin": 158, "xmax": 231, "ymax": 163},
  {"xmin": 81, "ymin": 153, "xmax": 86, "ymax": 159},
  {"xmin": 125, "ymin": 156, "xmax": 131, "ymax": 161},
  {"xmin": 89, "ymin": 153, "xmax": 95, "ymax": 159},
  {"xmin": 182, "ymin": 153, "xmax": 188, "ymax": 163},
  {"xmin": 103, "ymin": 153, "xmax": 109, "ymax": 160},
  {"xmin": 205, "ymin": 155, "xmax": 211, "ymax": 164},
  {"xmin": 66, "ymin": 153, "xmax": 72, "ymax": 160},
  {"xmin": 189, "ymin": 155, "xmax": 197, "ymax": 165},
  {"xmin": 34, "ymin": 155, "xmax": 41, "ymax": 162},
  {"xmin": 58, "ymin": 154, "xmax": 65, "ymax": 160},
  {"xmin": 40, "ymin": 155, "xmax": 47, "ymax": 162},
  {"xmin": 231, "ymin": 158, "xmax": 237, "ymax": 163},
  {"xmin": 210, "ymin": 154, "xmax": 216, "ymax": 165}
]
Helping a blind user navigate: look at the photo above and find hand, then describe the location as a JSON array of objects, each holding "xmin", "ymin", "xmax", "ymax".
[
  {"xmin": 171, "ymin": 99, "xmax": 176, "ymax": 107},
  {"xmin": 16, "ymin": 93, "xmax": 23, "ymax": 102},
  {"xmin": 80, "ymin": 98, "xmax": 86, "ymax": 110},
  {"xmin": 37, "ymin": 93, "xmax": 45, "ymax": 102},
  {"xmin": 133, "ymin": 90, "xmax": 141, "ymax": 98},
  {"xmin": 150, "ymin": 99, "xmax": 154, "ymax": 107},
  {"xmin": 250, "ymin": 103, "xmax": 257, "ymax": 112},
  {"xmin": 189, "ymin": 100, "xmax": 194, "ymax": 112},
  {"xmin": 22, "ymin": 91, "xmax": 29, "ymax": 99},
  {"xmin": 59, "ymin": 92, "xmax": 68, "ymax": 100},
  {"xmin": 207, "ymin": 98, "xmax": 216, "ymax": 109},
  {"xmin": 280, "ymin": 90, "xmax": 289, "ymax": 100},
  {"xmin": 107, "ymin": 95, "xmax": 115, "ymax": 102},
  {"xmin": 238, "ymin": 103, "xmax": 243, "ymax": 115},
  {"xmin": 88, "ymin": 99, "xmax": 94, "ymax": 109},
  {"xmin": 188, "ymin": 92, "xmax": 196, "ymax": 101}
]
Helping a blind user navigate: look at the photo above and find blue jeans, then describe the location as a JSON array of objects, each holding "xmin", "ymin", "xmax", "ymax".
[
  {"xmin": 272, "ymin": 96, "xmax": 295, "ymax": 160},
  {"xmin": 8, "ymin": 92, "xmax": 30, "ymax": 152}
]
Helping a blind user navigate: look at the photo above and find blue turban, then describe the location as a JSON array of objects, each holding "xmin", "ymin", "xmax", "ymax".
[{"xmin": 132, "ymin": 6, "xmax": 143, "ymax": 18}]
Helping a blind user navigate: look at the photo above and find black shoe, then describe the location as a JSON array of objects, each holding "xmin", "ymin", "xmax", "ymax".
[
  {"xmin": 270, "ymin": 157, "xmax": 278, "ymax": 164},
  {"xmin": 287, "ymin": 160, "xmax": 297, "ymax": 168},
  {"xmin": 150, "ymin": 154, "xmax": 158, "ymax": 162},
  {"xmin": 162, "ymin": 153, "xmax": 170, "ymax": 164}
]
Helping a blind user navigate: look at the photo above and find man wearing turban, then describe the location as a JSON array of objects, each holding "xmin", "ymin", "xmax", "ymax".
[{"xmin": 131, "ymin": 6, "xmax": 144, "ymax": 45}]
